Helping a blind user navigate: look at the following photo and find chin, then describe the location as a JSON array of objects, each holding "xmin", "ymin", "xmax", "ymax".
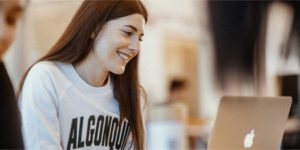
[{"xmin": 111, "ymin": 67, "xmax": 125, "ymax": 75}]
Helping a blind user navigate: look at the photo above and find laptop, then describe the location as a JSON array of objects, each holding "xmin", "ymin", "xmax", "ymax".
[{"xmin": 208, "ymin": 96, "xmax": 292, "ymax": 150}]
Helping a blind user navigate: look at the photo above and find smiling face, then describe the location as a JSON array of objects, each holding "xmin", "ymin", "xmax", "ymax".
[
  {"xmin": 92, "ymin": 13, "xmax": 145, "ymax": 75},
  {"xmin": 0, "ymin": 0, "xmax": 22, "ymax": 59}
]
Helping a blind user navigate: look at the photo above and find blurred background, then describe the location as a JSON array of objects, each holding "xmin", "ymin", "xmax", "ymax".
[{"xmin": 5, "ymin": 0, "xmax": 300, "ymax": 149}]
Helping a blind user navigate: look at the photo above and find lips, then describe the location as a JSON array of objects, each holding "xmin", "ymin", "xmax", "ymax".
[{"xmin": 117, "ymin": 51, "xmax": 133, "ymax": 62}]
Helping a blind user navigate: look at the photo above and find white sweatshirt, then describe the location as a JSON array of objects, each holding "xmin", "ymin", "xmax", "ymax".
[{"xmin": 19, "ymin": 61, "xmax": 134, "ymax": 150}]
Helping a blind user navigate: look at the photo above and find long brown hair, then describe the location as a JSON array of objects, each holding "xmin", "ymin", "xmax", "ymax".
[{"xmin": 18, "ymin": 0, "xmax": 148, "ymax": 149}]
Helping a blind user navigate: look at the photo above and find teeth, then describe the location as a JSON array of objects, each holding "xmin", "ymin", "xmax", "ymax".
[{"xmin": 118, "ymin": 52, "xmax": 129, "ymax": 60}]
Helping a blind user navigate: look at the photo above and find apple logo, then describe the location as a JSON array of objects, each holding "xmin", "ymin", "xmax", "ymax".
[{"xmin": 244, "ymin": 129, "xmax": 255, "ymax": 148}]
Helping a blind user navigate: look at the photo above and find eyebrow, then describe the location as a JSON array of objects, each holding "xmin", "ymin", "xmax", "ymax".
[{"xmin": 124, "ymin": 25, "xmax": 144, "ymax": 36}]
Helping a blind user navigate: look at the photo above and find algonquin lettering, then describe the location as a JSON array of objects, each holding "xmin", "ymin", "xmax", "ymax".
[
  {"xmin": 67, "ymin": 118, "xmax": 78, "ymax": 150},
  {"xmin": 67, "ymin": 115, "xmax": 130, "ymax": 150},
  {"xmin": 86, "ymin": 115, "xmax": 95, "ymax": 146},
  {"xmin": 109, "ymin": 117, "xmax": 119, "ymax": 148},
  {"xmin": 94, "ymin": 115, "xmax": 105, "ymax": 146},
  {"xmin": 102, "ymin": 116, "xmax": 112, "ymax": 147},
  {"xmin": 78, "ymin": 117, "xmax": 85, "ymax": 148}
]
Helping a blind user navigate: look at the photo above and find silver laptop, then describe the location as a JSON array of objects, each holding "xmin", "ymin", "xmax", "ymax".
[{"xmin": 208, "ymin": 96, "xmax": 292, "ymax": 150}]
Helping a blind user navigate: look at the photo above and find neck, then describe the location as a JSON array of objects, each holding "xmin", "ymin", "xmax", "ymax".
[{"xmin": 74, "ymin": 51, "xmax": 108, "ymax": 87}]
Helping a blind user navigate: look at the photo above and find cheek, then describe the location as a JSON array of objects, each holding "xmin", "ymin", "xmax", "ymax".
[
  {"xmin": 94, "ymin": 42, "xmax": 118, "ymax": 66},
  {"xmin": 92, "ymin": 33, "xmax": 130, "ymax": 70},
  {"xmin": 94, "ymin": 39, "xmax": 112, "ymax": 56},
  {"xmin": 105, "ymin": 39, "xmax": 128, "ymax": 58},
  {"xmin": 110, "ymin": 33, "xmax": 130, "ymax": 49},
  {"xmin": 94, "ymin": 35, "xmax": 122, "ymax": 53}
]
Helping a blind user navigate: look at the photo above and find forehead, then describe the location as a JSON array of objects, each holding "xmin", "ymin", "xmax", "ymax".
[
  {"xmin": 107, "ymin": 14, "xmax": 145, "ymax": 33},
  {"xmin": 0, "ymin": 0, "xmax": 21, "ymax": 11}
]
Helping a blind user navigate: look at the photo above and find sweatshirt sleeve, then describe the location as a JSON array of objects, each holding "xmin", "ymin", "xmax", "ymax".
[{"xmin": 19, "ymin": 64, "xmax": 63, "ymax": 150}]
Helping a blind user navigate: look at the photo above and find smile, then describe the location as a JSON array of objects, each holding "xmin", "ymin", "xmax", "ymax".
[{"xmin": 117, "ymin": 51, "xmax": 131, "ymax": 62}]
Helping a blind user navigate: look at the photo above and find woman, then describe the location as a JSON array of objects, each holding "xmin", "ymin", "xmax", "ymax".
[{"xmin": 18, "ymin": 0, "xmax": 148, "ymax": 149}]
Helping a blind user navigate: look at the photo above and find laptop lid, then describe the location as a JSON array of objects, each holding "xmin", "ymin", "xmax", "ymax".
[{"xmin": 208, "ymin": 96, "xmax": 292, "ymax": 150}]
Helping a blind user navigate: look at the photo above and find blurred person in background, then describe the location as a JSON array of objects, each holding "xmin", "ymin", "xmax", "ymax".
[
  {"xmin": 0, "ymin": 0, "xmax": 24, "ymax": 149},
  {"xmin": 146, "ymin": 79, "xmax": 189, "ymax": 150},
  {"xmin": 165, "ymin": 79, "xmax": 189, "ymax": 121},
  {"xmin": 18, "ymin": 0, "xmax": 147, "ymax": 149},
  {"xmin": 168, "ymin": 79, "xmax": 187, "ymax": 104}
]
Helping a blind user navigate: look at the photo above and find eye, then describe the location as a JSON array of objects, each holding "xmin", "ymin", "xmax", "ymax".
[{"xmin": 123, "ymin": 30, "xmax": 133, "ymax": 36}]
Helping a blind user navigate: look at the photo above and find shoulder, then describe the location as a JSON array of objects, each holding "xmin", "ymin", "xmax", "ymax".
[
  {"xmin": 22, "ymin": 61, "xmax": 74, "ymax": 97},
  {"xmin": 19, "ymin": 61, "xmax": 67, "ymax": 107},
  {"xmin": 23, "ymin": 61, "xmax": 63, "ymax": 90},
  {"xmin": 19, "ymin": 61, "xmax": 61, "ymax": 107},
  {"xmin": 26, "ymin": 61, "xmax": 65, "ymax": 81},
  {"xmin": 29, "ymin": 61, "xmax": 59, "ymax": 75}
]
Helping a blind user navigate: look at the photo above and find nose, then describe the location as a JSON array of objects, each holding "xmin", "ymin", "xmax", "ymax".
[{"xmin": 128, "ymin": 38, "xmax": 140, "ymax": 53}]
